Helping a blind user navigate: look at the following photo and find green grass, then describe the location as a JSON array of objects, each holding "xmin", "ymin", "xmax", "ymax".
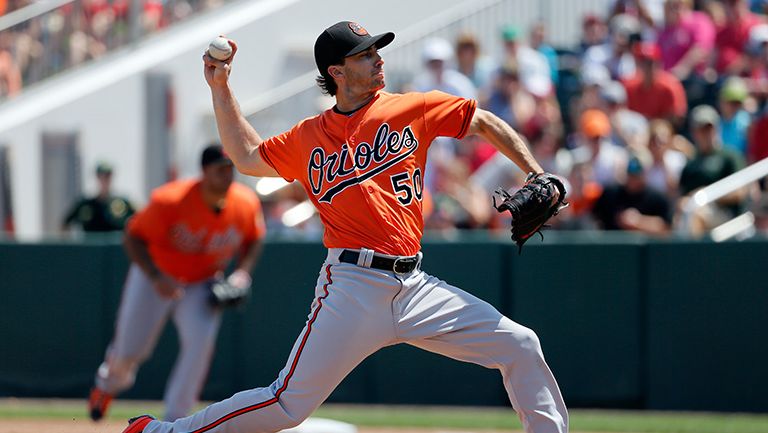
[
  {"xmin": 313, "ymin": 405, "xmax": 768, "ymax": 433},
  {"xmin": 1, "ymin": 399, "xmax": 768, "ymax": 433}
]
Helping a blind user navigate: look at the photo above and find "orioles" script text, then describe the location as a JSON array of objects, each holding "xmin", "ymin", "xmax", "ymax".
[{"xmin": 307, "ymin": 123, "xmax": 419, "ymax": 203}]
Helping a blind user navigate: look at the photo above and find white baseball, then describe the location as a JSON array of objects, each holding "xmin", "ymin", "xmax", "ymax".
[{"xmin": 208, "ymin": 37, "xmax": 233, "ymax": 61}]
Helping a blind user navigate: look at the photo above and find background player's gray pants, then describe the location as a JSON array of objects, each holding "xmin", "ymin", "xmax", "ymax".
[
  {"xmin": 95, "ymin": 264, "xmax": 222, "ymax": 421},
  {"xmin": 145, "ymin": 249, "xmax": 567, "ymax": 433}
]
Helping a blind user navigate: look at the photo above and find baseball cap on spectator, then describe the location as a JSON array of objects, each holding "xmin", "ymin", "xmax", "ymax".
[
  {"xmin": 523, "ymin": 74, "xmax": 552, "ymax": 98},
  {"xmin": 95, "ymin": 161, "xmax": 113, "ymax": 175},
  {"xmin": 580, "ymin": 109, "xmax": 612, "ymax": 138},
  {"xmin": 501, "ymin": 25, "xmax": 520, "ymax": 42},
  {"xmin": 583, "ymin": 13, "xmax": 602, "ymax": 27},
  {"xmin": 632, "ymin": 42, "xmax": 661, "ymax": 61},
  {"xmin": 720, "ymin": 77, "xmax": 748, "ymax": 103},
  {"xmin": 601, "ymin": 80, "xmax": 628, "ymax": 105},
  {"xmin": 201, "ymin": 144, "xmax": 232, "ymax": 167},
  {"xmin": 748, "ymin": 23, "xmax": 768, "ymax": 53},
  {"xmin": 581, "ymin": 63, "xmax": 610, "ymax": 87},
  {"xmin": 609, "ymin": 14, "xmax": 641, "ymax": 37},
  {"xmin": 456, "ymin": 32, "xmax": 479, "ymax": 50},
  {"xmin": 499, "ymin": 59, "xmax": 519, "ymax": 78},
  {"xmin": 314, "ymin": 21, "xmax": 395, "ymax": 75},
  {"xmin": 422, "ymin": 37, "xmax": 453, "ymax": 62},
  {"xmin": 690, "ymin": 105, "xmax": 720, "ymax": 129}
]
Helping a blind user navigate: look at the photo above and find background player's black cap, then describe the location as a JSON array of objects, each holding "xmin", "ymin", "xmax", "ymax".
[
  {"xmin": 314, "ymin": 21, "xmax": 395, "ymax": 75},
  {"xmin": 95, "ymin": 161, "xmax": 113, "ymax": 175},
  {"xmin": 201, "ymin": 144, "xmax": 232, "ymax": 167}
]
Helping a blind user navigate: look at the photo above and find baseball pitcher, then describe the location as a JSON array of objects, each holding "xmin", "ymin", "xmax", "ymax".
[{"xmin": 122, "ymin": 21, "xmax": 567, "ymax": 433}]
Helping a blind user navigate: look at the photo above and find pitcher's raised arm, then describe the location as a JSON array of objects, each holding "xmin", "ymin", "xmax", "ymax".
[{"xmin": 203, "ymin": 38, "xmax": 279, "ymax": 177}]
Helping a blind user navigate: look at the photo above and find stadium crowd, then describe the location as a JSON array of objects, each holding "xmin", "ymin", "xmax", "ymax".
[{"xmin": 0, "ymin": 0, "xmax": 230, "ymax": 99}]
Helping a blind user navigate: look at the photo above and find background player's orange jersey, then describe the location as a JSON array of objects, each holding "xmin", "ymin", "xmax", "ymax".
[
  {"xmin": 259, "ymin": 90, "xmax": 476, "ymax": 256},
  {"xmin": 127, "ymin": 179, "xmax": 266, "ymax": 282}
]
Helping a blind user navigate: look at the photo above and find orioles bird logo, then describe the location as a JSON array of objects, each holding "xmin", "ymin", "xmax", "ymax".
[{"xmin": 348, "ymin": 22, "xmax": 369, "ymax": 36}]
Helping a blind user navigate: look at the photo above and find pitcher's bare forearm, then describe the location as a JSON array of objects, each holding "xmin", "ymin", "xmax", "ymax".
[
  {"xmin": 210, "ymin": 85, "xmax": 277, "ymax": 177},
  {"xmin": 468, "ymin": 108, "xmax": 543, "ymax": 175},
  {"xmin": 203, "ymin": 40, "xmax": 278, "ymax": 177}
]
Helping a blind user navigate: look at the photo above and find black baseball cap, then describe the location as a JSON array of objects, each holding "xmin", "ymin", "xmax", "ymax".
[
  {"xmin": 201, "ymin": 144, "xmax": 232, "ymax": 167},
  {"xmin": 314, "ymin": 21, "xmax": 395, "ymax": 75},
  {"xmin": 95, "ymin": 161, "xmax": 113, "ymax": 175}
]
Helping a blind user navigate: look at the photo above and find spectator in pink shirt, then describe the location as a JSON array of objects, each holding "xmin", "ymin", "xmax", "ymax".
[
  {"xmin": 715, "ymin": 0, "xmax": 765, "ymax": 76},
  {"xmin": 657, "ymin": 0, "xmax": 715, "ymax": 81}
]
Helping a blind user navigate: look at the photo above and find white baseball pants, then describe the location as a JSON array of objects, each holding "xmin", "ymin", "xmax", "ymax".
[
  {"xmin": 95, "ymin": 264, "xmax": 222, "ymax": 421},
  {"xmin": 144, "ymin": 249, "xmax": 567, "ymax": 433}
]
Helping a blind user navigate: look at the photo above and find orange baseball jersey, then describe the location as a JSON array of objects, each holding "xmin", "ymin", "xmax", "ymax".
[
  {"xmin": 259, "ymin": 90, "xmax": 476, "ymax": 256},
  {"xmin": 127, "ymin": 179, "xmax": 266, "ymax": 282}
]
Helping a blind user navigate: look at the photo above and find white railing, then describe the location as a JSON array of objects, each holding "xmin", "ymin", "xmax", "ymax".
[
  {"xmin": 0, "ymin": 0, "xmax": 74, "ymax": 31},
  {"xmin": 679, "ymin": 157, "xmax": 768, "ymax": 241},
  {"xmin": 690, "ymin": 157, "xmax": 768, "ymax": 207}
]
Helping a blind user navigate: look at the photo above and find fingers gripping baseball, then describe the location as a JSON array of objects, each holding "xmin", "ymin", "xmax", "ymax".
[{"xmin": 203, "ymin": 37, "xmax": 238, "ymax": 87}]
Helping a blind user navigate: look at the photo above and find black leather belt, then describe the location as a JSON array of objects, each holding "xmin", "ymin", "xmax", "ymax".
[{"xmin": 339, "ymin": 249, "xmax": 420, "ymax": 274}]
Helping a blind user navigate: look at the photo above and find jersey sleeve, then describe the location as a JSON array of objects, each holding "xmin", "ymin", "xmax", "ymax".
[
  {"xmin": 63, "ymin": 198, "xmax": 85, "ymax": 226},
  {"xmin": 422, "ymin": 90, "xmax": 477, "ymax": 140},
  {"xmin": 258, "ymin": 122, "xmax": 304, "ymax": 182},
  {"xmin": 126, "ymin": 193, "xmax": 171, "ymax": 242}
]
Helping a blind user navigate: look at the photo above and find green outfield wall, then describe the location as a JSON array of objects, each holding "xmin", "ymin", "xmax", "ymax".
[{"xmin": 0, "ymin": 233, "xmax": 766, "ymax": 412}]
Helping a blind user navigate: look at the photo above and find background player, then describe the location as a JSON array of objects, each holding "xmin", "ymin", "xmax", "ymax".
[
  {"xmin": 122, "ymin": 21, "xmax": 567, "ymax": 433},
  {"xmin": 62, "ymin": 162, "xmax": 135, "ymax": 234},
  {"xmin": 89, "ymin": 144, "xmax": 266, "ymax": 422}
]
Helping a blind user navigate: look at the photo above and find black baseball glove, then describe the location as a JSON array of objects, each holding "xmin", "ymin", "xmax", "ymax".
[
  {"xmin": 207, "ymin": 273, "xmax": 251, "ymax": 308},
  {"xmin": 493, "ymin": 172, "xmax": 568, "ymax": 253}
]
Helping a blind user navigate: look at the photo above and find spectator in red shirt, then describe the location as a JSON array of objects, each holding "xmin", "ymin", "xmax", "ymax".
[
  {"xmin": 748, "ymin": 108, "xmax": 768, "ymax": 163},
  {"xmin": 622, "ymin": 42, "xmax": 688, "ymax": 127},
  {"xmin": 715, "ymin": 0, "xmax": 765, "ymax": 76}
]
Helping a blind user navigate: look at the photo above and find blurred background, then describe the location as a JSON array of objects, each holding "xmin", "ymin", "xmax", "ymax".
[
  {"xmin": 2, "ymin": 0, "xmax": 768, "ymax": 240},
  {"xmin": 1, "ymin": 0, "xmax": 768, "ymax": 415}
]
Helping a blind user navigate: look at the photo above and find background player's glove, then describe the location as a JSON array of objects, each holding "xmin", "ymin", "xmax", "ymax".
[
  {"xmin": 493, "ymin": 172, "xmax": 568, "ymax": 253},
  {"xmin": 207, "ymin": 269, "xmax": 252, "ymax": 308}
]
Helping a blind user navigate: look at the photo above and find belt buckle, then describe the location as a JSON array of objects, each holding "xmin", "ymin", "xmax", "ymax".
[{"xmin": 393, "ymin": 256, "xmax": 418, "ymax": 274}]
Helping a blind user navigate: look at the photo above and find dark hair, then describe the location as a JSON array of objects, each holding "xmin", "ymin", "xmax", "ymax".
[
  {"xmin": 316, "ymin": 73, "xmax": 337, "ymax": 96},
  {"xmin": 315, "ymin": 58, "xmax": 344, "ymax": 96}
]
